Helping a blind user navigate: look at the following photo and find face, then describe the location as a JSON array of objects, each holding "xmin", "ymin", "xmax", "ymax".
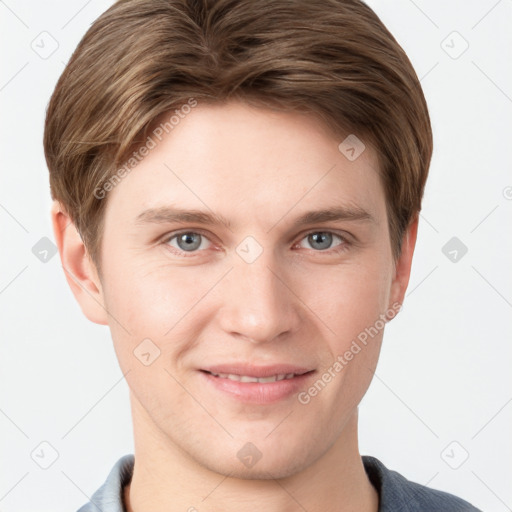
[{"xmin": 86, "ymin": 101, "xmax": 409, "ymax": 478}]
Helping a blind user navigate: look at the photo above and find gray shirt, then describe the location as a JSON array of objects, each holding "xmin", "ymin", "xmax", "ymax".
[{"xmin": 77, "ymin": 454, "xmax": 482, "ymax": 511}]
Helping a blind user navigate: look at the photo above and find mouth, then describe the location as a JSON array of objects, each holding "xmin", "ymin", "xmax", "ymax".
[
  {"xmin": 199, "ymin": 364, "xmax": 315, "ymax": 404},
  {"xmin": 204, "ymin": 371, "xmax": 303, "ymax": 383}
]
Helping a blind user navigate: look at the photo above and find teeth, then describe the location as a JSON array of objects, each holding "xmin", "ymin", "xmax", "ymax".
[
  {"xmin": 209, "ymin": 371, "xmax": 298, "ymax": 383},
  {"xmin": 240, "ymin": 375, "xmax": 258, "ymax": 383}
]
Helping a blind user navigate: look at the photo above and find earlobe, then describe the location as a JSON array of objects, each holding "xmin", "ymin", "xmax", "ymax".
[
  {"xmin": 388, "ymin": 215, "xmax": 419, "ymax": 313},
  {"xmin": 51, "ymin": 201, "xmax": 109, "ymax": 325}
]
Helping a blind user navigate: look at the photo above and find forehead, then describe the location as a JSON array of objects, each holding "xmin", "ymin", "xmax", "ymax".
[{"xmin": 104, "ymin": 101, "xmax": 386, "ymax": 229}]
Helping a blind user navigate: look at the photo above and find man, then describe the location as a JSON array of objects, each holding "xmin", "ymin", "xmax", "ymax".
[{"xmin": 44, "ymin": 0, "xmax": 482, "ymax": 510}]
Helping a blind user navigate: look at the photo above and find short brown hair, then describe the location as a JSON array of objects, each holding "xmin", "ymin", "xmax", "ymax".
[{"xmin": 44, "ymin": 0, "xmax": 433, "ymax": 271}]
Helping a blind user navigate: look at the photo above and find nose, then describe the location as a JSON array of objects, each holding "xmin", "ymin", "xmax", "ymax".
[{"xmin": 216, "ymin": 251, "xmax": 302, "ymax": 345}]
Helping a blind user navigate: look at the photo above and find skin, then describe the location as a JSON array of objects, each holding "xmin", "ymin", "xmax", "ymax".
[{"xmin": 52, "ymin": 100, "xmax": 418, "ymax": 512}]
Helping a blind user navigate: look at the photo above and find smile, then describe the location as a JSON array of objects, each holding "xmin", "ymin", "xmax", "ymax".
[
  {"xmin": 199, "ymin": 366, "xmax": 315, "ymax": 404},
  {"xmin": 206, "ymin": 371, "xmax": 299, "ymax": 383}
]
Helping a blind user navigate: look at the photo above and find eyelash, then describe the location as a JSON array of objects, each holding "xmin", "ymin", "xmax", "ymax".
[{"xmin": 162, "ymin": 229, "xmax": 351, "ymax": 257}]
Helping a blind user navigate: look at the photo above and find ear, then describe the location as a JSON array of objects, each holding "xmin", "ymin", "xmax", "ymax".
[
  {"xmin": 388, "ymin": 215, "xmax": 419, "ymax": 313},
  {"xmin": 51, "ymin": 201, "xmax": 109, "ymax": 325}
]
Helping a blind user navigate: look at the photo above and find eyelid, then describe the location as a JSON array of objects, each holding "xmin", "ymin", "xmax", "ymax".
[
  {"xmin": 294, "ymin": 229, "xmax": 350, "ymax": 251},
  {"xmin": 163, "ymin": 228, "xmax": 213, "ymax": 243},
  {"xmin": 298, "ymin": 228, "xmax": 349, "ymax": 239}
]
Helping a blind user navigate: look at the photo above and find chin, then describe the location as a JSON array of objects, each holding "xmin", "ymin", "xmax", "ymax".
[
  {"xmin": 193, "ymin": 442, "xmax": 316, "ymax": 481},
  {"xmin": 206, "ymin": 460, "xmax": 306, "ymax": 481}
]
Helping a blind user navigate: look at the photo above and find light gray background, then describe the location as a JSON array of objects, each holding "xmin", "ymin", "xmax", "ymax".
[{"xmin": 1, "ymin": 1, "xmax": 511, "ymax": 511}]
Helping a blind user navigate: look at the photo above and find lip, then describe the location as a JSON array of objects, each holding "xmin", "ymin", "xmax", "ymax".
[{"xmin": 199, "ymin": 364, "xmax": 315, "ymax": 404}]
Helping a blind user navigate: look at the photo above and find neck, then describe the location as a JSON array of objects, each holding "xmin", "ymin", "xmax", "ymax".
[{"xmin": 124, "ymin": 394, "xmax": 378, "ymax": 512}]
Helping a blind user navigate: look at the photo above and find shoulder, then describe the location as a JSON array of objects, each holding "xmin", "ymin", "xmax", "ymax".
[
  {"xmin": 362, "ymin": 455, "xmax": 482, "ymax": 512},
  {"xmin": 76, "ymin": 454, "xmax": 135, "ymax": 512}
]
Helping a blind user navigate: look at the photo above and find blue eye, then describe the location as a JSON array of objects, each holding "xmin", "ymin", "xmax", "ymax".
[
  {"xmin": 299, "ymin": 232, "xmax": 345, "ymax": 251},
  {"xmin": 166, "ymin": 232, "xmax": 211, "ymax": 252}
]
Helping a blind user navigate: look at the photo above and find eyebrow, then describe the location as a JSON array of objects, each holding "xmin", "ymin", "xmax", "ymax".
[
  {"xmin": 290, "ymin": 206, "xmax": 374, "ymax": 226},
  {"xmin": 135, "ymin": 205, "xmax": 374, "ymax": 230},
  {"xmin": 136, "ymin": 207, "xmax": 233, "ymax": 229}
]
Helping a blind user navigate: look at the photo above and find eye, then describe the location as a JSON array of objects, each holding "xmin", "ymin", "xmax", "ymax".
[
  {"xmin": 297, "ymin": 231, "xmax": 346, "ymax": 252},
  {"xmin": 165, "ymin": 231, "xmax": 212, "ymax": 253},
  {"xmin": 163, "ymin": 229, "xmax": 348, "ymax": 256}
]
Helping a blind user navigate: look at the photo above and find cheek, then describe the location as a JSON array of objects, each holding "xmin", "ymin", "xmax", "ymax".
[
  {"xmin": 313, "ymin": 256, "xmax": 391, "ymax": 407},
  {"xmin": 103, "ymin": 251, "xmax": 209, "ymax": 330},
  {"xmin": 101, "ymin": 255, "xmax": 221, "ymax": 369},
  {"xmin": 301, "ymin": 257, "xmax": 392, "ymax": 346},
  {"xmin": 100, "ymin": 264, "xmax": 206, "ymax": 410}
]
